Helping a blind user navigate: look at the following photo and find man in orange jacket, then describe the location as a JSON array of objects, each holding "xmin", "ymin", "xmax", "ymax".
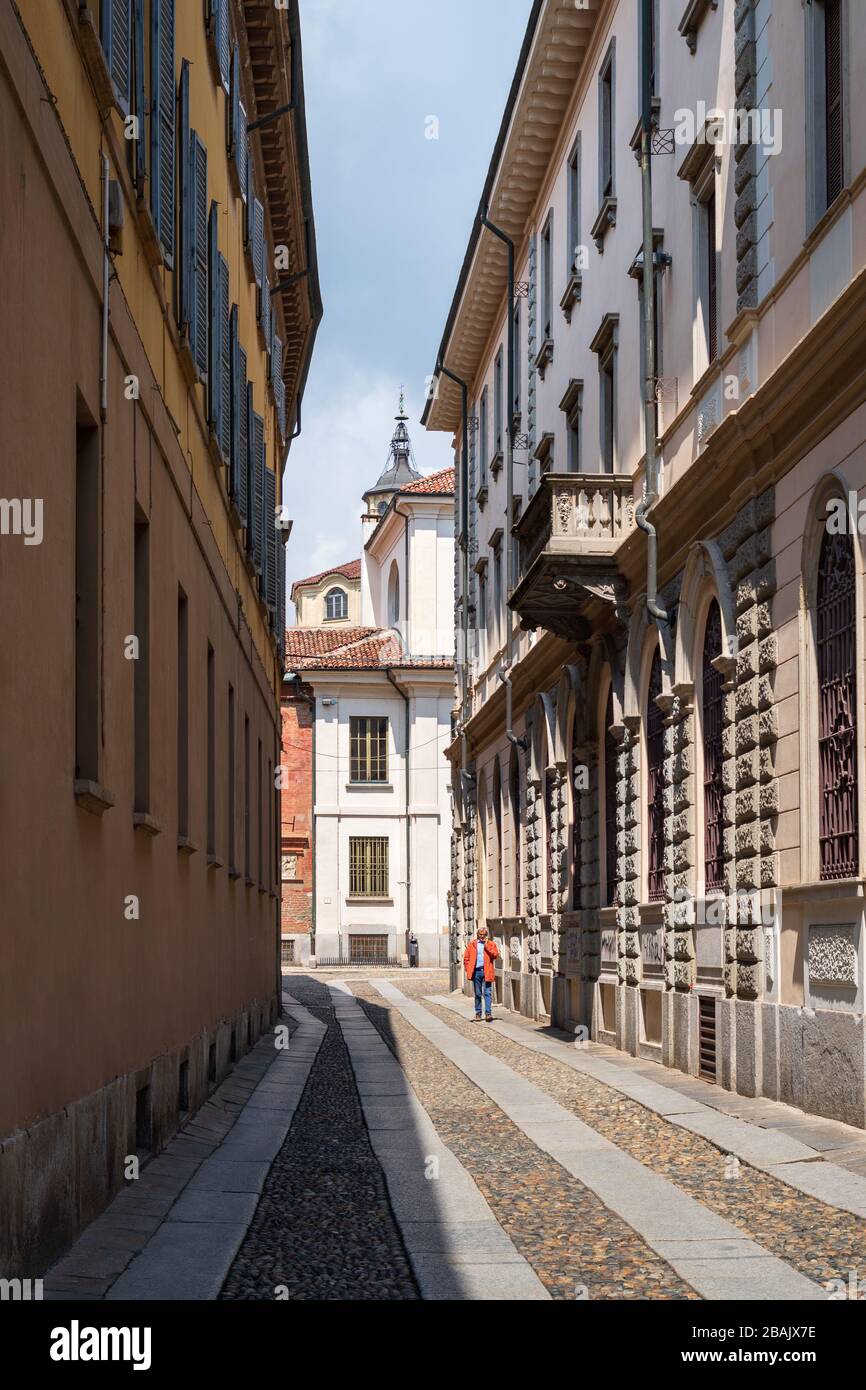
[{"xmin": 463, "ymin": 925, "xmax": 500, "ymax": 1022}]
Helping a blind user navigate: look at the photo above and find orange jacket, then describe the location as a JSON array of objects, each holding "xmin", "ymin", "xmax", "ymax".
[{"xmin": 464, "ymin": 936, "xmax": 500, "ymax": 983}]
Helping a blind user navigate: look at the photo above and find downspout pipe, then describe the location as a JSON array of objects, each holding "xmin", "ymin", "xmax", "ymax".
[
  {"xmin": 385, "ymin": 668, "xmax": 412, "ymax": 957},
  {"xmin": 436, "ymin": 358, "xmax": 472, "ymax": 788},
  {"xmin": 480, "ymin": 208, "xmax": 526, "ymax": 749},
  {"xmin": 100, "ymin": 152, "xmax": 110, "ymax": 421},
  {"xmin": 635, "ymin": 0, "xmax": 668, "ymax": 628}
]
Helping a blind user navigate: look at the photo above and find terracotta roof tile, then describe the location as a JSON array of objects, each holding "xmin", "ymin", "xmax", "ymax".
[
  {"xmin": 283, "ymin": 626, "xmax": 452, "ymax": 672},
  {"xmin": 402, "ymin": 467, "xmax": 455, "ymax": 495},
  {"xmin": 290, "ymin": 558, "xmax": 361, "ymax": 595}
]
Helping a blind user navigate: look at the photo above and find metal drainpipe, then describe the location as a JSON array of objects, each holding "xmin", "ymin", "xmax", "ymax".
[
  {"xmin": 385, "ymin": 668, "xmax": 411, "ymax": 957},
  {"xmin": 636, "ymin": 0, "xmax": 668, "ymax": 628},
  {"xmin": 480, "ymin": 208, "xmax": 527, "ymax": 751},
  {"xmin": 100, "ymin": 153, "xmax": 110, "ymax": 421},
  {"xmin": 436, "ymin": 360, "xmax": 472, "ymax": 783}
]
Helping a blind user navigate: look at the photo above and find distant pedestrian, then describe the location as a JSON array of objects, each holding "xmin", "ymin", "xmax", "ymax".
[
  {"xmin": 463, "ymin": 926, "xmax": 499, "ymax": 1022},
  {"xmin": 408, "ymin": 933, "xmax": 419, "ymax": 968}
]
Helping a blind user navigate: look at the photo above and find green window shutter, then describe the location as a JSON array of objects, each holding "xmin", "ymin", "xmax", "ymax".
[
  {"xmin": 150, "ymin": 0, "xmax": 175, "ymax": 262},
  {"xmin": 101, "ymin": 0, "xmax": 132, "ymax": 113},
  {"xmin": 190, "ymin": 134, "xmax": 208, "ymax": 376}
]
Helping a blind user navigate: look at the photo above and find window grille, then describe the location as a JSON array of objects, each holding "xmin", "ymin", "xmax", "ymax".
[
  {"xmin": 646, "ymin": 649, "xmax": 666, "ymax": 902},
  {"xmin": 702, "ymin": 601, "xmax": 726, "ymax": 890},
  {"xmin": 818, "ymin": 527, "xmax": 858, "ymax": 879},
  {"xmin": 349, "ymin": 837, "xmax": 389, "ymax": 898}
]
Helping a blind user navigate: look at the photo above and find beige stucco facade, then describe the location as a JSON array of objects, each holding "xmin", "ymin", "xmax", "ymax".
[
  {"xmin": 0, "ymin": 0, "xmax": 319, "ymax": 1275},
  {"xmin": 427, "ymin": 0, "xmax": 866, "ymax": 1127}
]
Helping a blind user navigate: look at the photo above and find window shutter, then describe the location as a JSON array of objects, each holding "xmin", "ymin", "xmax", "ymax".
[
  {"xmin": 150, "ymin": 0, "xmax": 175, "ymax": 263},
  {"xmin": 245, "ymin": 159, "xmax": 255, "ymax": 247},
  {"xmin": 235, "ymin": 344, "xmax": 249, "ymax": 527},
  {"xmin": 245, "ymin": 382, "xmax": 255, "ymax": 556},
  {"xmin": 273, "ymin": 336, "xmax": 285, "ymax": 437},
  {"xmin": 237, "ymin": 103, "xmax": 248, "ymax": 203},
  {"xmin": 229, "ymin": 305, "xmax": 239, "ymax": 492},
  {"xmin": 132, "ymin": 0, "xmax": 145, "ymax": 192},
  {"xmin": 277, "ymin": 537, "xmax": 286, "ymax": 661},
  {"xmin": 190, "ymin": 134, "xmax": 208, "ymax": 376},
  {"xmin": 219, "ymin": 256, "xmax": 231, "ymax": 460},
  {"xmin": 229, "ymin": 44, "xmax": 240, "ymax": 160},
  {"xmin": 261, "ymin": 275, "xmax": 271, "ymax": 350},
  {"xmin": 217, "ymin": 0, "xmax": 231, "ymax": 92},
  {"xmin": 252, "ymin": 199, "xmax": 265, "ymax": 287},
  {"xmin": 250, "ymin": 409, "xmax": 265, "ymax": 574},
  {"xmin": 264, "ymin": 466, "xmax": 277, "ymax": 616},
  {"xmin": 825, "ymin": 0, "xmax": 844, "ymax": 206},
  {"xmin": 208, "ymin": 204, "xmax": 220, "ymax": 432},
  {"xmin": 178, "ymin": 62, "xmax": 191, "ymax": 334},
  {"xmin": 101, "ymin": 0, "xmax": 133, "ymax": 113}
]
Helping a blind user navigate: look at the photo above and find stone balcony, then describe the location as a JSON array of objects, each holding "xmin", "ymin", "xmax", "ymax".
[{"xmin": 510, "ymin": 472, "xmax": 635, "ymax": 640}]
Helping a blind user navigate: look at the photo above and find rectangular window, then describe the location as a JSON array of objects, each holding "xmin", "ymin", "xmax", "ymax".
[
  {"xmin": 257, "ymin": 737, "xmax": 263, "ymax": 888},
  {"xmin": 493, "ymin": 348, "xmax": 503, "ymax": 457},
  {"xmin": 479, "ymin": 387, "xmax": 489, "ymax": 486},
  {"xmin": 541, "ymin": 212, "xmax": 553, "ymax": 341},
  {"xmin": 228, "ymin": 684, "xmax": 236, "ymax": 873},
  {"xmin": 599, "ymin": 46, "xmax": 615, "ymax": 200},
  {"xmin": 600, "ymin": 347, "xmax": 615, "ymax": 472},
  {"xmin": 177, "ymin": 589, "xmax": 189, "ymax": 838},
  {"xmin": 350, "ymin": 716, "xmax": 388, "ymax": 784},
  {"xmin": 350, "ymin": 935, "xmax": 387, "ymax": 963},
  {"xmin": 206, "ymin": 644, "xmax": 215, "ymax": 858},
  {"xmin": 75, "ymin": 417, "xmax": 100, "ymax": 784},
  {"xmin": 492, "ymin": 543, "xmax": 502, "ymax": 652},
  {"xmin": 567, "ymin": 394, "xmax": 582, "ymax": 473},
  {"xmin": 244, "ymin": 714, "xmax": 251, "ymax": 879},
  {"xmin": 512, "ymin": 302, "xmax": 521, "ymax": 421},
  {"xmin": 567, "ymin": 137, "xmax": 581, "ymax": 273},
  {"xmin": 825, "ymin": 0, "xmax": 844, "ymax": 207},
  {"xmin": 349, "ymin": 837, "xmax": 389, "ymax": 898},
  {"xmin": 133, "ymin": 513, "xmax": 150, "ymax": 813}
]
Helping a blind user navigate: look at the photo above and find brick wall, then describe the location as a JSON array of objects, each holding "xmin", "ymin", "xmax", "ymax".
[{"xmin": 280, "ymin": 684, "xmax": 314, "ymax": 939}]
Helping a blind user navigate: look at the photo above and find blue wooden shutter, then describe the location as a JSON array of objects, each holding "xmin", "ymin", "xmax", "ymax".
[
  {"xmin": 238, "ymin": 103, "xmax": 248, "ymax": 203},
  {"xmin": 190, "ymin": 134, "xmax": 208, "ymax": 375},
  {"xmin": 217, "ymin": 0, "xmax": 230, "ymax": 91},
  {"xmin": 150, "ymin": 0, "xmax": 175, "ymax": 261},
  {"xmin": 251, "ymin": 410, "xmax": 265, "ymax": 575},
  {"xmin": 219, "ymin": 255, "xmax": 231, "ymax": 459},
  {"xmin": 208, "ymin": 204, "xmax": 220, "ymax": 431},
  {"xmin": 229, "ymin": 44, "xmax": 240, "ymax": 160},
  {"xmin": 272, "ymin": 336, "xmax": 285, "ymax": 437},
  {"xmin": 178, "ymin": 61, "xmax": 191, "ymax": 334},
  {"xmin": 101, "ymin": 0, "xmax": 132, "ymax": 112},
  {"xmin": 252, "ymin": 199, "xmax": 264, "ymax": 287},
  {"xmin": 264, "ymin": 466, "xmax": 277, "ymax": 615},
  {"xmin": 261, "ymin": 275, "xmax": 271, "ymax": 351},
  {"xmin": 277, "ymin": 537, "xmax": 286, "ymax": 660},
  {"xmin": 246, "ymin": 383, "xmax": 256, "ymax": 557},
  {"xmin": 245, "ymin": 157, "xmax": 255, "ymax": 246},
  {"xmin": 235, "ymin": 344, "xmax": 249, "ymax": 526},
  {"xmin": 132, "ymin": 0, "xmax": 145, "ymax": 191}
]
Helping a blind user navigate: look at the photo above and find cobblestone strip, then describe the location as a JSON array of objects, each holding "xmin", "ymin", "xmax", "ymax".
[
  {"xmin": 220, "ymin": 977, "xmax": 420, "ymax": 1300},
  {"xmin": 350, "ymin": 983, "xmax": 698, "ymax": 1300},
  {"xmin": 414, "ymin": 989, "xmax": 866, "ymax": 1293},
  {"xmin": 329, "ymin": 983, "xmax": 549, "ymax": 1300}
]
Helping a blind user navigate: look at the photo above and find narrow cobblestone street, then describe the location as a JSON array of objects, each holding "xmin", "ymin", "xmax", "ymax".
[{"xmin": 43, "ymin": 970, "xmax": 866, "ymax": 1302}]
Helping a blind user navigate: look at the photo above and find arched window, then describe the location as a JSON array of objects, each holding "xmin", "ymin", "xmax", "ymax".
[
  {"xmin": 493, "ymin": 759, "xmax": 503, "ymax": 917},
  {"xmin": 603, "ymin": 686, "xmax": 619, "ymax": 907},
  {"xmin": 818, "ymin": 528, "xmax": 858, "ymax": 879},
  {"xmin": 509, "ymin": 745, "xmax": 522, "ymax": 916},
  {"xmin": 388, "ymin": 562, "xmax": 400, "ymax": 627},
  {"xmin": 544, "ymin": 766, "xmax": 556, "ymax": 914},
  {"xmin": 570, "ymin": 715, "xmax": 582, "ymax": 911},
  {"xmin": 325, "ymin": 587, "xmax": 347, "ymax": 621},
  {"xmin": 702, "ymin": 599, "xmax": 725, "ymax": 890},
  {"xmin": 646, "ymin": 647, "xmax": 665, "ymax": 902}
]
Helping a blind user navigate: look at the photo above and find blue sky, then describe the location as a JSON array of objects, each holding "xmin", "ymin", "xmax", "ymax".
[{"xmin": 282, "ymin": 0, "xmax": 530, "ymax": 590}]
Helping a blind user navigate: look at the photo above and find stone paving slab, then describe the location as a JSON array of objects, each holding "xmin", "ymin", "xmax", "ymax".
[
  {"xmin": 329, "ymin": 985, "xmax": 550, "ymax": 1301},
  {"xmin": 45, "ymin": 1000, "xmax": 324, "ymax": 1301},
  {"xmin": 380, "ymin": 983, "xmax": 825, "ymax": 1302},
  {"xmin": 430, "ymin": 992, "xmax": 866, "ymax": 1218}
]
